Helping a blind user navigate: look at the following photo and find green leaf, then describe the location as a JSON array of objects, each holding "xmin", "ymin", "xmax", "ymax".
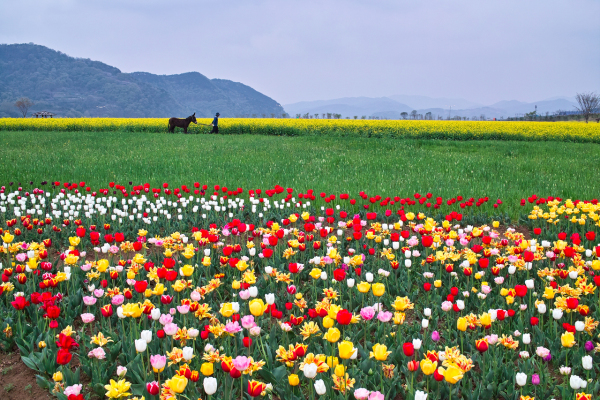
[{"xmin": 21, "ymin": 355, "xmax": 40, "ymax": 372}]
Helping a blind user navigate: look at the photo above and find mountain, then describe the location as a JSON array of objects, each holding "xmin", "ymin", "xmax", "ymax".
[
  {"xmin": 283, "ymin": 97, "xmax": 412, "ymax": 118},
  {"xmin": 387, "ymin": 94, "xmax": 482, "ymax": 110},
  {"xmin": 0, "ymin": 43, "xmax": 284, "ymax": 118},
  {"xmin": 285, "ymin": 94, "xmax": 578, "ymax": 120}
]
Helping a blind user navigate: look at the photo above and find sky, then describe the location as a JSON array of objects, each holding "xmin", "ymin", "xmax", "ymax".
[{"xmin": 1, "ymin": 0, "xmax": 599, "ymax": 105}]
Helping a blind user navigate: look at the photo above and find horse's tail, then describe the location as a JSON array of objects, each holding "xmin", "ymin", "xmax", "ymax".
[{"xmin": 167, "ymin": 119, "xmax": 170, "ymax": 132}]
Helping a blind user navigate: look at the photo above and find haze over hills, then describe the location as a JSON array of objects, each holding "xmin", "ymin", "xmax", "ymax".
[
  {"xmin": 0, "ymin": 43, "xmax": 285, "ymax": 118},
  {"xmin": 284, "ymin": 96, "xmax": 579, "ymax": 119}
]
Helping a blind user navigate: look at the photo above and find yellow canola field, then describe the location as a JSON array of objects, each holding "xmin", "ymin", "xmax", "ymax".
[{"xmin": 1, "ymin": 118, "xmax": 599, "ymax": 142}]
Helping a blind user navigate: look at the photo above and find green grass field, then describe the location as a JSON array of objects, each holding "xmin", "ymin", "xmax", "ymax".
[{"xmin": 0, "ymin": 131, "xmax": 598, "ymax": 217}]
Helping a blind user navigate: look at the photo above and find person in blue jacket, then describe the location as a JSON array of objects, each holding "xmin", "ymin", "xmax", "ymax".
[{"xmin": 210, "ymin": 113, "xmax": 220, "ymax": 134}]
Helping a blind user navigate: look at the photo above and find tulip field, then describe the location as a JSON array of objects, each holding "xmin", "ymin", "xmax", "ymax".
[
  {"xmin": 0, "ymin": 176, "xmax": 599, "ymax": 400},
  {"xmin": 0, "ymin": 125, "xmax": 600, "ymax": 400}
]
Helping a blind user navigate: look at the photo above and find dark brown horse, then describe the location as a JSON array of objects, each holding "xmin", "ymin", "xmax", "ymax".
[{"xmin": 168, "ymin": 113, "xmax": 197, "ymax": 133}]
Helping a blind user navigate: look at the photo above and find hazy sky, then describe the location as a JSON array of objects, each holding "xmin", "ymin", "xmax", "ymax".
[{"xmin": 1, "ymin": 0, "xmax": 598, "ymax": 105}]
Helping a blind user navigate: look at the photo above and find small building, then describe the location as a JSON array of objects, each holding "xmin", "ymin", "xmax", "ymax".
[{"xmin": 31, "ymin": 111, "xmax": 55, "ymax": 118}]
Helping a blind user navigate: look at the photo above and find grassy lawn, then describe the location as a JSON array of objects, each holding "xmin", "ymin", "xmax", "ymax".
[{"xmin": 0, "ymin": 131, "xmax": 598, "ymax": 216}]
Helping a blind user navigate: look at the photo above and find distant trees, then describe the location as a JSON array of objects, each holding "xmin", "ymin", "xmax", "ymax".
[
  {"xmin": 410, "ymin": 110, "xmax": 417, "ymax": 119},
  {"xmin": 425, "ymin": 112, "xmax": 432, "ymax": 120},
  {"xmin": 400, "ymin": 112, "xmax": 408, "ymax": 120},
  {"xmin": 574, "ymin": 92, "xmax": 600, "ymax": 123},
  {"xmin": 15, "ymin": 97, "xmax": 33, "ymax": 117}
]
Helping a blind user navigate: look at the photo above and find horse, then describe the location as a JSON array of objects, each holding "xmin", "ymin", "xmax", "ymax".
[{"xmin": 168, "ymin": 113, "xmax": 197, "ymax": 133}]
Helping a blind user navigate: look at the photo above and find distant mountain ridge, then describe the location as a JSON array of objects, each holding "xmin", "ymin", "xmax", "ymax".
[
  {"xmin": 284, "ymin": 95, "xmax": 579, "ymax": 119},
  {"xmin": 0, "ymin": 43, "xmax": 284, "ymax": 118}
]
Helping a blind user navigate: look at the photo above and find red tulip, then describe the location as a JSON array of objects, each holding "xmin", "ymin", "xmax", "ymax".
[
  {"xmin": 514, "ymin": 285, "xmax": 527, "ymax": 298},
  {"xmin": 566, "ymin": 297, "xmax": 579, "ymax": 310},
  {"xmin": 402, "ymin": 343, "xmax": 414, "ymax": 357},
  {"xmin": 333, "ymin": 269, "xmax": 346, "ymax": 282},
  {"xmin": 336, "ymin": 309, "xmax": 353, "ymax": 325},
  {"xmin": 243, "ymin": 337, "xmax": 252, "ymax": 348},
  {"xmin": 134, "ymin": 280, "xmax": 148, "ymax": 293},
  {"xmin": 146, "ymin": 381, "xmax": 160, "ymax": 395},
  {"xmin": 56, "ymin": 348, "xmax": 73, "ymax": 365},
  {"xmin": 11, "ymin": 296, "xmax": 30, "ymax": 310}
]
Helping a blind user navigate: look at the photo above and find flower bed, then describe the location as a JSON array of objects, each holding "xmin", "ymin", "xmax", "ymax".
[{"xmin": 0, "ymin": 184, "xmax": 599, "ymax": 400}]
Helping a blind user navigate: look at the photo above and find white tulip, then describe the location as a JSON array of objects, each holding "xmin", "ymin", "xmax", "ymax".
[
  {"xmin": 365, "ymin": 272, "xmax": 373, "ymax": 282},
  {"xmin": 134, "ymin": 339, "xmax": 147, "ymax": 353},
  {"xmin": 392, "ymin": 242, "xmax": 399, "ymax": 250},
  {"xmin": 415, "ymin": 390, "xmax": 428, "ymax": 400},
  {"xmin": 525, "ymin": 279, "xmax": 534, "ymax": 289},
  {"xmin": 424, "ymin": 308, "xmax": 431, "ymax": 317},
  {"xmin": 347, "ymin": 278, "xmax": 355, "ymax": 288},
  {"xmin": 575, "ymin": 321, "xmax": 585, "ymax": 332},
  {"xmin": 232, "ymin": 302, "xmax": 240, "ymax": 313},
  {"xmin": 248, "ymin": 286, "xmax": 258, "ymax": 297},
  {"xmin": 569, "ymin": 271, "xmax": 578, "ymax": 279},
  {"xmin": 303, "ymin": 363, "xmax": 318, "ymax": 379},
  {"xmin": 203, "ymin": 377, "xmax": 218, "ymax": 395},
  {"xmin": 570, "ymin": 375, "xmax": 583, "ymax": 390},
  {"xmin": 412, "ymin": 338, "xmax": 422, "ymax": 350},
  {"xmin": 582, "ymin": 355, "xmax": 593, "ymax": 370},
  {"xmin": 516, "ymin": 372, "xmax": 527, "ymax": 386},
  {"xmin": 182, "ymin": 346, "xmax": 194, "ymax": 361},
  {"xmin": 264, "ymin": 266, "xmax": 273, "ymax": 274},
  {"xmin": 141, "ymin": 330, "xmax": 152, "ymax": 343},
  {"xmin": 117, "ymin": 306, "xmax": 125, "ymax": 319},
  {"xmin": 422, "ymin": 319, "xmax": 429, "ymax": 329},
  {"xmin": 265, "ymin": 293, "xmax": 275, "ymax": 305},
  {"xmin": 456, "ymin": 300, "xmax": 465, "ymax": 310},
  {"xmin": 314, "ymin": 379, "xmax": 326, "ymax": 395},
  {"xmin": 151, "ymin": 308, "xmax": 161, "ymax": 321},
  {"xmin": 508, "ymin": 265, "xmax": 516, "ymax": 275},
  {"xmin": 320, "ymin": 272, "xmax": 327, "ymax": 280},
  {"xmin": 537, "ymin": 303, "xmax": 547, "ymax": 314},
  {"xmin": 522, "ymin": 333, "xmax": 530, "ymax": 344},
  {"xmin": 552, "ymin": 309, "xmax": 563, "ymax": 320},
  {"xmin": 405, "ymin": 259, "xmax": 412, "ymax": 268}
]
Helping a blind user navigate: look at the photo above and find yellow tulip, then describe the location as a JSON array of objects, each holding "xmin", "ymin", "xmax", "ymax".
[
  {"xmin": 1, "ymin": 232, "xmax": 14, "ymax": 243},
  {"xmin": 202, "ymin": 256, "xmax": 211, "ymax": 267},
  {"xmin": 322, "ymin": 316, "xmax": 334, "ymax": 329},
  {"xmin": 181, "ymin": 264, "xmax": 194, "ymax": 277},
  {"xmin": 334, "ymin": 364, "xmax": 346, "ymax": 377},
  {"xmin": 152, "ymin": 283, "xmax": 165, "ymax": 296},
  {"xmin": 104, "ymin": 378, "xmax": 132, "ymax": 399},
  {"xmin": 591, "ymin": 260, "xmax": 600, "ymax": 271},
  {"xmin": 479, "ymin": 313, "xmax": 492, "ymax": 327},
  {"xmin": 328, "ymin": 304, "xmax": 341, "ymax": 319},
  {"xmin": 69, "ymin": 236, "xmax": 80, "ymax": 246},
  {"xmin": 166, "ymin": 375, "xmax": 188, "ymax": 394},
  {"xmin": 27, "ymin": 258, "xmax": 38, "ymax": 270},
  {"xmin": 357, "ymin": 282, "xmax": 371, "ymax": 293},
  {"xmin": 220, "ymin": 303, "xmax": 234, "ymax": 318},
  {"xmin": 249, "ymin": 299, "xmax": 267, "ymax": 317},
  {"xmin": 440, "ymin": 365, "xmax": 463, "ymax": 384},
  {"xmin": 561, "ymin": 332, "xmax": 576, "ymax": 348},
  {"xmin": 310, "ymin": 268, "xmax": 322, "ymax": 279},
  {"xmin": 492, "ymin": 221, "xmax": 500, "ymax": 228},
  {"xmin": 370, "ymin": 344, "xmax": 391, "ymax": 361},
  {"xmin": 52, "ymin": 371, "xmax": 63, "ymax": 382},
  {"xmin": 232, "ymin": 280, "xmax": 241, "ymax": 290},
  {"xmin": 324, "ymin": 327, "xmax": 341, "ymax": 343},
  {"xmin": 288, "ymin": 374, "xmax": 299, "ymax": 386},
  {"xmin": 457, "ymin": 317, "xmax": 467, "ymax": 332},
  {"xmin": 420, "ymin": 359, "xmax": 437, "ymax": 375},
  {"xmin": 338, "ymin": 340, "xmax": 354, "ymax": 359},
  {"xmin": 372, "ymin": 283, "xmax": 385, "ymax": 297},
  {"xmin": 132, "ymin": 253, "xmax": 146, "ymax": 264},
  {"xmin": 434, "ymin": 280, "xmax": 442, "ymax": 288},
  {"xmin": 97, "ymin": 259, "xmax": 109, "ymax": 272},
  {"xmin": 183, "ymin": 247, "xmax": 195, "ymax": 259},
  {"xmin": 200, "ymin": 362, "xmax": 214, "ymax": 376},
  {"xmin": 137, "ymin": 229, "xmax": 148, "ymax": 237}
]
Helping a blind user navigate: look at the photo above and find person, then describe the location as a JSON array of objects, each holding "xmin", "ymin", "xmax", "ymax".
[{"xmin": 210, "ymin": 113, "xmax": 220, "ymax": 134}]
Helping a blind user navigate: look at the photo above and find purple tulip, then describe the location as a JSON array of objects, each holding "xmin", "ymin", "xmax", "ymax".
[
  {"xmin": 431, "ymin": 330, "xmax": 440, "ymax": 342},
  {"xmin": 531, "ymin": 374, "xmax": 540, "ymax": 385},
  {"xmin": 543, "ymin": 353, "xmax": 552, "ymax": 362},
  {"xmin": 585, "ymin": 341, "xmax": 594, "ymax": 352}
]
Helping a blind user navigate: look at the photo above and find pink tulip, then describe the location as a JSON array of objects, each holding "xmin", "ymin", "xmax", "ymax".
[
  {"xmin": 354, "ymin": 388, "xmax": 370, "ymax": 399},
  {"xmin": 368, "ymin": 391, "xmax": 385, "ymax": 400},
  {"xmin": 360, "ymin": 307, "xmax": 375, "ymax": 321},
  {"xmin": 232, "ymin": 356, "xmax": 251, "ymax": 372},
  {"xmin": 81, "ymin": 313, "xmax": 95, "ymax": 323},
  {"xmin": 241, "ymin": 315, "xmax": 256, "ymax": 329}
]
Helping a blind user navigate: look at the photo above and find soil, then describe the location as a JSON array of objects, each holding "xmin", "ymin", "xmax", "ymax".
[{"xmin": 0, "ymin": 349, "xmax": 52, "ymax": 400}]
